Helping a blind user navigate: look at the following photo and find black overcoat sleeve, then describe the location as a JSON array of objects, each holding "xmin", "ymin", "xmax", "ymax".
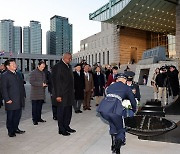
[
  {"xmin": 1, "ymin": 73, "xmax": 10, "ymax": 102},
  {"xmin": 51, "ymin": 63, "xmax": 63, "ymax": 98}
]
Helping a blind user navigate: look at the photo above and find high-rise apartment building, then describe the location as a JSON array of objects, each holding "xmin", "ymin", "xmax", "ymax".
[
  {"xmin": 48, "ymin": 15, "xmax": 72, "ymax": 55},
  {"xmin": 0, "ymin": 19, "xmax": 14, "ymax": 52},
  {"xmin": 14, "ymin": 26, "xmax": 22, "ymax": 53},
  {"xmin": 46, "ymin": 31, "xmax": 51, "ymax": 55},
  {"xmin": 30, "ymin": 21, "xmax": 42, "ymax": 54},
  {"xmin": 23, "ymin": 26, "xmax": 30, "ymax": 54}
]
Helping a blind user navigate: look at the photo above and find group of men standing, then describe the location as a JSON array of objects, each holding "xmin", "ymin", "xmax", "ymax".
[
  {"xmin": 0, "ymin": 52, "xmax": 141, "ymax": 145},
  {"xmin": 0, "ymin": 53, "xmax": 76, "ymax": 137}
]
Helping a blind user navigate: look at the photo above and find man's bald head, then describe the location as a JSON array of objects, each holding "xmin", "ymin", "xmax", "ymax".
[{"xmin": 62, "ymin": 52, "xmax": 72, "ymax": 64}]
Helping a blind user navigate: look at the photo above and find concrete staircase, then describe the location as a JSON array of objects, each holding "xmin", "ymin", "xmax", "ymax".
[{"xmin": 137, "ymin": 100, "xmax": 165, "ymax": 117}]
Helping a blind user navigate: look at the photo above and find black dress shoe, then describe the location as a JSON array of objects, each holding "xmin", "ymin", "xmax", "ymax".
[
  {"xmin": 66, "ymin": 128, "xmax": 76, "ymax": 133},
  {"xmin": 87, "ymin": 108, "xmax": 91, "ymax": 110},
  {"xmin": 8, "ymin": 133, "xmax": 16, "ymax": 137},
  {"xmin": 53, "ymin": 117, "xmax": 57, "ymax": 120},
  {"xmin": 75, "ymin": 110, "xmax": 79, "ymax": 113},
  {"xmin": 33, "ymin": 121, "xmax": 38, "ymax": 125},
  {"xmin": 59, "ymin": 131, "xmax": 70, "ymax": 136},
  {"xmin": 38, "ymin": 119, "xmax": 46, "ymax": 122},
  {"xmin": 115, "ymin": 139, "xmax": 123, "ymax": 154},
  {"xmin": 15, "ymin": 129, "xmax": 25, "ymax": 134},
  {"xmin": 78, "ymin": 110, "xmax": 83, "ymax": 113}
]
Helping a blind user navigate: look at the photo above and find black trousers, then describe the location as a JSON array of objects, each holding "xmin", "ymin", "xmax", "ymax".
[
  {"xmin": 57, "ymin": 105, "xmax": 72, "ymax": 132},
  {"xmin": 6, "ymin": 109, "xmax": 22, "ymax": 134},
  {"xmin": 52, "ymin": 105, "xmax": 57, "ymax": 119},
  {"xmin": 32, "ymin": 100, "xmax": 43, "ymax": 122},
  {"xmin": 50, "ymin": 96, "xmax": 57, "ymax": 118},
  {"xmin": 0, "ymin": 99, "xmax": 3, "ymax": 108},
  {"xmin": 73, "ymin": 100, "xmax": 83, "ymax": 112}
]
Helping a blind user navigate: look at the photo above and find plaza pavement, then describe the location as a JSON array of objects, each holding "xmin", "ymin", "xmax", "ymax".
[{"xmin": 0, "ymin": 84, "xmax": 180, "ymax": 154}]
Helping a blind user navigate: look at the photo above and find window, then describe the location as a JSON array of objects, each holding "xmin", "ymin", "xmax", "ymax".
[
  {"xmin": 107, "ymin": 51, "xmax": 109, "ymax": 64},
  {"xmin": 103, "ymin": 52, "xmax": 105, "ymax": 64}
]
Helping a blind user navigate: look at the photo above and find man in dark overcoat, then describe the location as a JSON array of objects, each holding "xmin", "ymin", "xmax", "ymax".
[
  {"xmin": 1, "ymin": 59, "xmax": 26, "ymax": 137},
  {"xmin": 51, "ymin": 52, "xmax": 76, "ymax": 136},
  {"xmin": 73, "ymin": 64, "xmax": 85, "ymax": 113},
  {"xmin": 93, "ymin": 66, "xmax": 105, "ymax": 106},
  {"xmin": 168, "ymin": 65, "xmax": 179, "ymax": 98}
]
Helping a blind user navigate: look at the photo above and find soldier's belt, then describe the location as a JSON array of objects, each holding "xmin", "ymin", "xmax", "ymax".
[{"xmin": 106, "ymin": 94, "xmax": 122, "ymax": 102}]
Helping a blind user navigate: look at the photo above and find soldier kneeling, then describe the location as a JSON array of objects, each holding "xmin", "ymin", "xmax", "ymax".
[{"xmin": 97, "ymin": 73, "xmax": 137, "ymax": 154}]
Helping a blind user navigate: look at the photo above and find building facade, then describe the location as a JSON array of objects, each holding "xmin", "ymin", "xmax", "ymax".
[
  {"xmin": 30, "ymin": 21, "xmax": 42, "ymax": 54},
  {"xmin": 14, "ymin": 26, "xmax": 22, "ymax": 54},
  {"xmin": 23, "ymin": 26, "xmax": 30, "ymax": 54},
  {"xmin": 0, "ymin": 52, "xmax": 60, "ymax": 72},
  {"xmin": 0, "ymin": 19, "xmax": 14, "ymax": 53},
  {"xmin": 49, "ymin": 15, "xmax": 72, "ymax": 55},
  {"xmin": 73, "ymin": 23, "xmax": 118, "ymax": 66},
  {"xmin": 87, "ymin": 0, "xmax": 178, "ymax": 66}
]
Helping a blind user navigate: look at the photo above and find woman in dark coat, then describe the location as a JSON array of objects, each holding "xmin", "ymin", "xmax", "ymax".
[{"xmin": 93, "ymin": 66, "xmax": 105, "ymax": 106}]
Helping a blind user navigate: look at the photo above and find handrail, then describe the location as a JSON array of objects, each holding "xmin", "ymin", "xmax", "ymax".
[
  {"xmin": 89, "ymin": 3, "xmax": 109, "ymax": 19},
  {"xmin": 89, "ymin": 0, "xmax": 124, "ymax": 20}
]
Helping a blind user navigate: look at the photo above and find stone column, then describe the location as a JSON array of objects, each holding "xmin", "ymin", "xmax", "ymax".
[
  {"xmin": 48, "ymin": 60, "xmax": 51, "ymax": 71},
  {"xmin": 52, "ymin": 60, "xmax": 55, "ymax": 66},
  {"xmin": 35, "ymin": 59, "xmax": 39, "ymax": 68},
  {"xmin": 29, "ymin": 59, "xmax": 32, "ymax": 72},
  {"xmin": 16, "ymin": 59, "xmax": 20, "ymax": 69},
  {"xmin": 0, "ymin": 57, "xmax": 3, "ymax": 64},
  {"xmin": 176, "ymin": 1, "xmax": 180, "ymax": 68},
  {"xmin": 22, "ymin": 59, "xmax": 25, "ymax": 72}
]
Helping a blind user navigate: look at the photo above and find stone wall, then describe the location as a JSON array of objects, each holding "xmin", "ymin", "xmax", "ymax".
[{"xmin": 119, "ymin": 27, "xmax": 148, "ymax": 64}]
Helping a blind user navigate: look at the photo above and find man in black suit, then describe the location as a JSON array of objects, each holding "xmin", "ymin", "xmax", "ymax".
[
  {"xmin": 1, "ymin": 59, "xmax": 26, "ymax": 137},
  {"xmin": 73, "ymin": 64, "xmax": 85, "ymax": 113},
  {"xmin": 51, "ymin": 52, "xmax": 76, "ymax": 136}
]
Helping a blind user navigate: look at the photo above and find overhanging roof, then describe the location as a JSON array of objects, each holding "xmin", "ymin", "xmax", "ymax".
[{"xmin": 89, "ymin": 0, "xmax": 177, "ymax": 34}]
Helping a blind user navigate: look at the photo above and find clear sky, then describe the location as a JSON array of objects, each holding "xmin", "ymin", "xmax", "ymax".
[{"xmin": 0, "ymin": 0, "xmax": 108, "ymax": 54}]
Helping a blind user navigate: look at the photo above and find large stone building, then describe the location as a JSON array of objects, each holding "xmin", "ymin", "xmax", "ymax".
[
  {"xmin": 73, "ymin": 23, "xmax": 118, "ymax": 66},
  {"xmin": 74, "ymin": 0, "xmax": 179, "ymax": 68}
]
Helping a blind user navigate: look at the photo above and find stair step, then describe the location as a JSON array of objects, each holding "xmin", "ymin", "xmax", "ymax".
[
  {"xmin": 145, "ymin": 101, "xmax": 161, "ymax": 106},
  {"xmin": 141, "ymin": 106, "xmax": 164, "ymax": 111},
  {"xmin": 137, "ymin": 110, "xmax": 165, "ymax": 117},
  {"xmin": 144, "ymin": 105, "xmax": 162, "ymax": 108}
]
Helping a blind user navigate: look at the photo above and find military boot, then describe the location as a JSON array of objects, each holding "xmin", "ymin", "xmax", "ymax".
[
  {"xmin": 111, "ymin": 135, "xmax": 116, "ymax": 153},
  {"xmin": 115, "ymin": 139, "xmax": 122, "ymax": 154}
]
